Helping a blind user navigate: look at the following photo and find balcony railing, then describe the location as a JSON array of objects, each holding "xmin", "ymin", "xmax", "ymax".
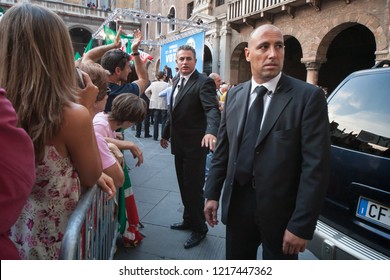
[
  {"xmin": 0, "ymin": 0, "xmax": 111, "ymax": 19},
  {"xmin": 227, "ymin": 0, "xmax": 312, "ymax": 23},
  {"xmin": 33, "ymin": 0, "xmax": 109, "ymax": 18}
]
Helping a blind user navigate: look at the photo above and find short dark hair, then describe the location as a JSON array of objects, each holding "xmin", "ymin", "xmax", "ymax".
[
  {"xmin": 176, "ymin": 45, "xmax": 196, "ymax": 59},
  {"xmin": 109, "ymin": 94, "xmax": 147, "ymax": 124},
  {"xmin": 101, "ymin": 49, "xmax": 130, "ymax": 74}
]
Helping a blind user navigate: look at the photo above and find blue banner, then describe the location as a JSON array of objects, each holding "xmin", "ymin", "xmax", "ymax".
[{"xmin": 160, "ymin": 32, "xmax": 205, "ymax": 73}]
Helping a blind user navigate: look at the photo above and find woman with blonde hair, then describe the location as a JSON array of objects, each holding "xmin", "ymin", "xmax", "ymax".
[{"xmin": 0, "ymin": 3, "xmax": 102, "ymax": 259}]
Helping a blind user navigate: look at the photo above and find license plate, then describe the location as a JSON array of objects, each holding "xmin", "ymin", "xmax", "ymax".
[{"xmin": 356, "ymin": 197, "xmax": 390, "ymax": 230}]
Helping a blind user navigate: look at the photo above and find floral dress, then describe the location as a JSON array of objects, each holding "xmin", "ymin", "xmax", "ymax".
[{"xmin": 10, "ymin": 146, "xmax": 80, "ymax": 259}]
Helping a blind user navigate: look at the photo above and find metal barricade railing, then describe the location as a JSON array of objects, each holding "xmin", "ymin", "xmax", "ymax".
[{"xmin": 59, "ymin": 185, "xmax": 118, "ymax": 260}]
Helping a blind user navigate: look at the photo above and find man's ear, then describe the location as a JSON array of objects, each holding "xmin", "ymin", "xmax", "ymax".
[{"xmin": 114, "ymin": 66, "xmax": 122, "ymax": 75}]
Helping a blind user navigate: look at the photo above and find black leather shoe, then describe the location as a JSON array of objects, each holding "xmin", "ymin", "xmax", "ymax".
[
  {"xmin": 170, "ymin": 222, "xmax": 190, "ymax": 230},
  {"xmin": 135, "ymin": 134, "xmax": 140, "ymax": 138},
  {"xmin": 184, "ymin": 232, "xmax": 206, "ymax": 249},
  {"xmin": 144, "ymin": 134, "xmax": 152, "ymax": 138}
]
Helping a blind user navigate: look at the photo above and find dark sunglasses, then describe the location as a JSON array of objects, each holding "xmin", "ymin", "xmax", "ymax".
[{"xmin": 106, "ymin": 87, "xmax": 111, "ymax": 96}]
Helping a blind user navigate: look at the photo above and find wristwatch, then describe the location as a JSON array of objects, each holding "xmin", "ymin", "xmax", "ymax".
[{"xmin": 131, "ymin": 52, "xmax": 140, "ymax": 56}]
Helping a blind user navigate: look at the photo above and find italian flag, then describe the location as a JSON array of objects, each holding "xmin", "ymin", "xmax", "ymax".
[{"xmin": 80, "ymin": 26, "xmax": 153, "ymax": 63}]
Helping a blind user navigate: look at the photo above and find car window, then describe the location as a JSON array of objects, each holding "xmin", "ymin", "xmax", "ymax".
[{"xmin": 328, "ymin": 71, "xmax": 390, "ymax": 158}]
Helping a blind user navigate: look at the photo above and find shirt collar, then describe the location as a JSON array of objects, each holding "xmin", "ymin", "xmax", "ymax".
[
  {"xmin": 179, "ymin": 69, "xmax": 196, "ymax": 82},
  {"xmin": 250, "ymin": 72, "xmax": 282, "ymax": 95}
]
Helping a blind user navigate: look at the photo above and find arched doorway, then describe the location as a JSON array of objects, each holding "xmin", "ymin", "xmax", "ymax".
[
  {"xmin": 231, "ymin": 42, "xmax": 250, "ymax": 85},
  {"xmin": 283, "ymin": 36, "xmax": 306, "ymax": 82},
  {"xmin": 69, "ymin": 27, "xmax": 92, "ymax": 56},
  {"xmin": 318, "ymin": 24, "xmax": 376, "ymax": 93},
  {"xmin": 203, "ymin": 46, "xmax": 212, "ymax": 76},
  {"xmin": 238, "ymin": 48, "xmax": 250, "ymax": 84}
]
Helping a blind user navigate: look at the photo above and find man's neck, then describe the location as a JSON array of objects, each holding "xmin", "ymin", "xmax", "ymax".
[{"xmin": 108, "ymin": 75, "xmax": 120, "ymax": 85}]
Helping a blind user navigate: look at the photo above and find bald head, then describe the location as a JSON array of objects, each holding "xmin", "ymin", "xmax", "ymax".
[
  {"xmin": 248, "ymin": 24, "xmax": 283, "ymax": 48},
  {"xmin": 245, "ymin": 24, "xmax": 285, "ymax": 83},
  {"xmin": 209, "ymin": 72, "xmax": 222, "ymax": 89}
]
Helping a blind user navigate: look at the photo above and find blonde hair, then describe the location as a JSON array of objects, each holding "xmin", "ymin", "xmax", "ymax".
[
  {"xmin": 0, "ymin": 3, "xmax": 78, "ymax": 161},
  {"xmin": 79, "ymin": 63, "xmax": 110, "ymax": 101}
]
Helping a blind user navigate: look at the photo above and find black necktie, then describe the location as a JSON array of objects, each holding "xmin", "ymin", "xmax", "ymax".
[
  {"xmin": 172, "ymin": 77, "xmax": 185, "ymax": 107},
  {"xmin": 235, "ymin": 85, "xmax": 268, "ymax": 186}
]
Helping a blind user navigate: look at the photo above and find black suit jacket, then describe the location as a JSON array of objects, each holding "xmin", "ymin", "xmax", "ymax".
[
  {"xmin": 204, "ymin": 74, "xmax": 331, "ymax": 240},
  {"xmin": 163, "ymin": 70, "xmax": 220, "ymax": 159}
]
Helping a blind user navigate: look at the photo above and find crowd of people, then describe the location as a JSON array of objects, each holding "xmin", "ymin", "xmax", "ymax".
[{"xmin": 1, "ymin": 2, "xmax": 330, "ymax": 260}]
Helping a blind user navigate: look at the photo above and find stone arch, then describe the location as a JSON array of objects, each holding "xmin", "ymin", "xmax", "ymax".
[
  {"xmin": 203, "ymin": 40, "xmax": 213, "ymax": 75},
  {"xmin": 69, "ymin": 25, "xmax": 94, "ymax": 56},
  {"xmin": 305, "ymin": 12, "xmax": 387, "ymax": 61},
  {"xmin": 68, "ymin": 24, "xmax": 94, "ymax": 35},
  {"xmin": 230, "ymin": 42, "xmax": 250, "ymax": 84},
  {"xmin": 155, "ymin": 58, "xmax": 161, "ymax": 77},
  {"xmin": 283, "ymin": 35, "xmax": 306, "ymax": 81}
]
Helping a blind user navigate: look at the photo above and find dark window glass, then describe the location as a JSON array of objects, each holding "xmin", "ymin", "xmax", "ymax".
[
  {"xmin": 187, "ymin": 2, "xmax": 194, "ymax": 19},
  {"xmin": 169, "ymin": 8, "xmax": 175, "ymax": 32},
  {"xmin": 328, "ymin": 71, "xmax": 390, "ymax": 158},
  {"xmin": 216, "ymin": 0, "xmax": 225, "ymax": 7}
]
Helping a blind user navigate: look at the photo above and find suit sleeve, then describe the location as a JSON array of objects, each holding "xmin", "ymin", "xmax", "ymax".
[
  {"xmin": 287, "ymin": 87, "xmax": 331, "ymax": 239},
  {"xmin": 204, "ymin": 89, "xmax": 231, "ymax": 200},
  {"xmin": 199, "ymin": 77, "xmax": 221, "ymax": 136}
]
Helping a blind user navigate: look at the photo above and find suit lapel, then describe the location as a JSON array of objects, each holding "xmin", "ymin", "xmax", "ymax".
[
  {"xmin": 172, "ymin": 71, "xmax": 199, "ymax": 111},
  {"xmin": 255, "ymin": 74, "xmax": 293, "ymax": 147},
  {"xmin": 234, "ymin": 81, "xmax": 252, "ymax": 141},
  {"xmin": 170, "ymin": 78, "xmax": 180, "ymax": 113}
]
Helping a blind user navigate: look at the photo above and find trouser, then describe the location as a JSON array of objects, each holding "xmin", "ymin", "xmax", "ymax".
[
  {"xmin": 153, "ymin": 109, "xmax": 167, "ymax": 140},
  {"xmin": 226, "ymin": 182, "xmax": 298, "ymax": 260},
  {"xmin": 174, "ymin": 155, "xmax": 208, "ymax": 234},
  {"xmin": 136, "ymin": 109, "xmax": 151, "ymax": 136}
]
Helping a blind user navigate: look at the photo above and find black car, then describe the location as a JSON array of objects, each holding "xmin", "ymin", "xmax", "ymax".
[{"xmin": 308, "ymin": 61, "xmax": 390, "ymax": 259}]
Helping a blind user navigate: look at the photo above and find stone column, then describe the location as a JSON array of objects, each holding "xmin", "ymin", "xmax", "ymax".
[
  {"xmin": 210, "ymin": 32, "xmax": 220, "ymax": 74},
  {"xmin": 301, "ymin": 59, "xmax": 324, "ymax": 85},
  {"xmin": 219, "ymin": 24, "xmax": 232, "ymax": 82}
]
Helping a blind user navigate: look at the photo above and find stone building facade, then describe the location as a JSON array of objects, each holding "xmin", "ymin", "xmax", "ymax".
[
  {"xmin": 140, "ymin": 0, "xmax": 390, "ymax": 93},
  {"xmin": 1, "ymin": 0, "xmax": 388, "ymax": 92},
  {"xmin": 0, "ymin": 0, "xmax": 142, "ymax": 55}
]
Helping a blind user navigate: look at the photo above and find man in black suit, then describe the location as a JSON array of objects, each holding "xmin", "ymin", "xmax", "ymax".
[
  {"xmin": 164, "ymin": 65, "xmax": 173, "ymax": 84},
  {"xmin": 204, "ymin": 24, "xmax": 330, "ymax": 259},
  {"xmin": 161, "ymin": 45, "xmax": 220, "ymax": 249}
]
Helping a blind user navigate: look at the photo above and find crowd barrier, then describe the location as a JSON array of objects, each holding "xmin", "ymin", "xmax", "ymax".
[{"xmin": 59, "ymin": 185, "xmax": 118, "ymax": 260}]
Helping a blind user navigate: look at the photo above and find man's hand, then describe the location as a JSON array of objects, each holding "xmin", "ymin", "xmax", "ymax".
[
  {"xmin": 282, "ymin": 229, "xmax": 307, "ymax": 255},
  {"xmin": 113, "ymin": 26, "xmax": 123, "ymax": 49},
  {"xmin": 204, "ymin": 200, "xmax": 219, "ymax": 227},
  {"xmin": 131, "ymin": 29, "xmax": 142, "ymax": 52},
  {"xmin": 97, "ymin": 173, "xmax": 116, "ymax": 200},
  {"xmin": 160, "ymin": 138, "xmax": 169, "ymax": 149},
  {"xmin": 201, "ymin": 134, "xmax": 217, "ymax": 151}
]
